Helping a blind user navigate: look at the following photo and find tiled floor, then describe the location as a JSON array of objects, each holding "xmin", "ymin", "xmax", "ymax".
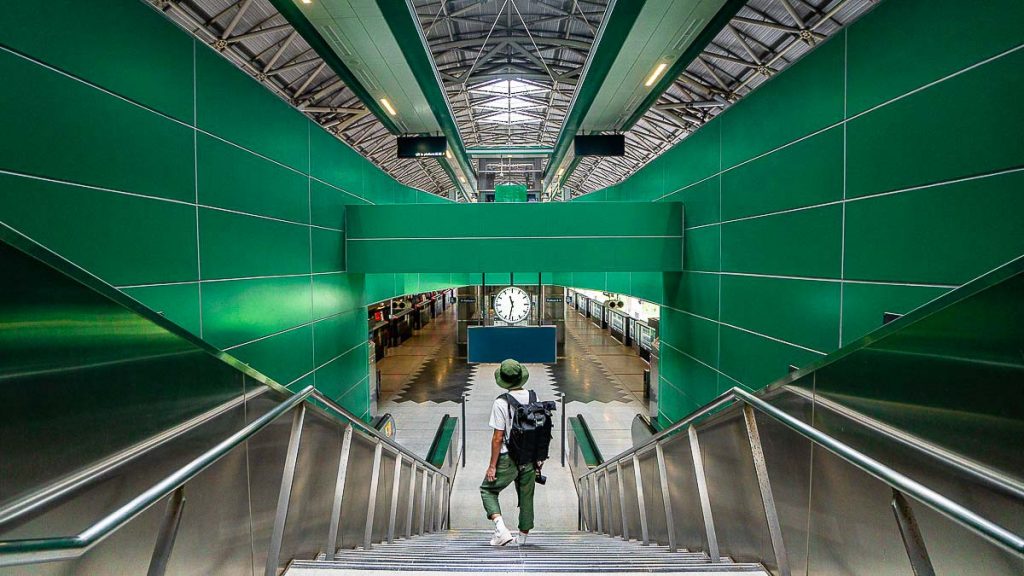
[{"xmin": 376, "ymin": 303, "xmax": 653, "ymax": 528}]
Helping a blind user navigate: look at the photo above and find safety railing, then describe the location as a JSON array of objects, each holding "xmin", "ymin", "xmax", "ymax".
[
  {"xmin": 0, "ymin": 384, "xmax": 454, "ymax": 572},
  {"xmin": 577, "ymin": 386, "xmax": 1024, "ymax": 575}
]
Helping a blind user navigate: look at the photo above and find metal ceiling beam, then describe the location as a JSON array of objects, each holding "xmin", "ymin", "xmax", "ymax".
[
  {"xmin": 378, "ymin": 0, "xmax": 476, "ymax": 196},
  {"xmin": 544, "ymin": 0, "xmax": 647, "ymax": 189},
  {"xmin": 264, "ymin": 0, "xmax": 401, "ymax": 134}
]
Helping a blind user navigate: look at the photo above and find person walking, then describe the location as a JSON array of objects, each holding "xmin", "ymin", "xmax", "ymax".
[{"xmin": 479, "ymin": 359, "xmax": 554, "ymax": 547}]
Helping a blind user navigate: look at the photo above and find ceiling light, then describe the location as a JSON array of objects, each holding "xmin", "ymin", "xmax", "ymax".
[
  {"xmin": 445, "ymin": 149, "xmax": 452, "ymax": 159},
  {"xmin": 379, "ymin": 98, "xmax": 397, "ymax": 116},
  {"xmin": 557, "ymin": 167, "xmax": 564, "ymax": 176},
  {"xmin": 645, "ymin": 63, "xmax": 668, "ymax": 87},
  {"xmin": 458, "ymin": 175, "xmax": 466, "ymax": 183},
  {"xmin": 301, "ymin": 0, "xmax": 312, "ymax": 4}
]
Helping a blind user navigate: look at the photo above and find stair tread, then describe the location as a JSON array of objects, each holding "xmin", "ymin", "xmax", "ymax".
[{"xmin": 284, "ymin": 530, "xmax": 768, "ymax": 575}]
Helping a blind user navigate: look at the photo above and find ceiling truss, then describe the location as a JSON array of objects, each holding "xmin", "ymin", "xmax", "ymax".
[
  {"xmin": 149, "ymin": 0, "xmax": 454, "ymax": 197},
  {"xmin": 565, "ymin": 0, "xmax": 877, "ymax": 196}
]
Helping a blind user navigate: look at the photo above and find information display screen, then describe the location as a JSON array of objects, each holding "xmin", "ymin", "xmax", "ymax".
[{"xmin": 609, "ymin": 312, "xmax": 625, "ymax": 334}]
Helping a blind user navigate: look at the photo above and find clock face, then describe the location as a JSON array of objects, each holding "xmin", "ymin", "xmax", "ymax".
[{"xmin": 493, "ymin": 286, "xmax": 532, "ymax": 324}]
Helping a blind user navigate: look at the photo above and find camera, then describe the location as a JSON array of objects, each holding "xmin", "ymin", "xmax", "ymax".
[{"xmin": 536, "ymin": 474, "xmax": 547, "ymax": 485}]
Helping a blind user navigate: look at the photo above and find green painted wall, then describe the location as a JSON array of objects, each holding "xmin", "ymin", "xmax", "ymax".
[
  {"xmin": 0, "ymin": 0, "xmax": 453, "ymax": 420},
  {"xmin": 578, "ymin": 0, "xmax": 1024, "ymax": 423},
  {"xmin": 347, "ymin": 202, "xmax": 683, "ymax": 272}
]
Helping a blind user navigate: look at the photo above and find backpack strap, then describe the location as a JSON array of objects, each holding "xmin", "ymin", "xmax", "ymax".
[{"xmin": 528, "ymin": 390, "xmax": 537, "ymax": 405}]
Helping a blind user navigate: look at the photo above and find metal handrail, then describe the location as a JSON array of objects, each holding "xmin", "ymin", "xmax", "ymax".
[
  {"xmin": 0, "ymin": 386, "xmax": 315, "ymax": 567},
  {"xmin": 311, "ymin": 390, "xmax": 447, "ymax": 477},
  {"xmin": 580, "ymin": 386, "xmax": 1024, "ymax": 556}
]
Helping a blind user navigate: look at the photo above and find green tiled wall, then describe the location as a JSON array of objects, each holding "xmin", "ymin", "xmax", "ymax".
[
  {"xmin": 578, "ymin": 0, "xmax": 1024, "ymax": 422},
  {"xmin": 0, "ymin": 0, "xmax": 453, "ymax": 420}
]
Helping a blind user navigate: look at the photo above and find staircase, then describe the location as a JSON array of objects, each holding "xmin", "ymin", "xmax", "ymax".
[{"xmin": 285, "ymin": 530, "xmax": 768, "ymax": 575}]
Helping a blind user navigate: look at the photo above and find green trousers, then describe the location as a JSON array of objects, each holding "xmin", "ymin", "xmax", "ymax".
[{"xmin": 480, "ymin": 453, "xmax": 536, "ymax": 531}]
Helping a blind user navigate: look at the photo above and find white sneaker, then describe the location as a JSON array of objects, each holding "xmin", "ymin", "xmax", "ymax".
[
  {"xmin": 516, "ymin": 533, "xmax": 528, "ymax": 547},
  {"xmin": 490, "ymin": 525, "xmax": 514, "ymax": 546}
]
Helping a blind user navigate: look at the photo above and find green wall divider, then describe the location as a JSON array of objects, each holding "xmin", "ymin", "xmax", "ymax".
[
  {"xmin": 346, "ymin": 202, "xmax": 683, "ymax": 272},
  {"xmin": 0, "ymin": 0, "xmax": 455, "ymax": 420},
  {"xmin": 575, "ymin": 0, "xmax": 1024, "ymax": 423}
]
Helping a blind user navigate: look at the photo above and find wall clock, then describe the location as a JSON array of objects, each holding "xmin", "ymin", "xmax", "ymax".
[{"xmin": 493, "ymin": 286, "xmax": 532, "ymax": 324}]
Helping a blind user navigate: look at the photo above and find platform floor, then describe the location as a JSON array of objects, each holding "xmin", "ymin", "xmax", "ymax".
[{"xmin": 375, "ymin": 305, "xmax": 652, "ymax": 530}]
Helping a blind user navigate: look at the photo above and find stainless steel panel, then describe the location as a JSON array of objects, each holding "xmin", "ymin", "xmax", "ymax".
[
  {"xmin": 617, "ymin": 459, "xmax": 642, "ymax": 541},
  {"xmin": 754, "ymin": 388, "xmax": 816, "ymax": 576},
  {"xmin": 244, "ymin": 392, "xmax": 293, "ymax": 574},
  {"xmin": 278, "ymin": 410, "xmax": 342, "ymax": 566},
  {"xmin": 605, "ymin": 468, "xmax": 622, "ymax": 537},
  {"xmin": 698, "ymin": 410, "xmax": 771, "ymax": 564},
  {"xmin": 0, "ymin": 492, "xmax": 168, "ymax": 576},
  {"xmin": 911, "ymin": 493, "xmax": 1024, "ymax": 576},
  {"xmin": 394, "ymin": 460, "xmax": 413, "ymax": 539},
  {"xmin": 637, "ymin": 449, "xmax": 668, "ymax": 545},
  {"xmin": 805, "ymin": 446, "xmax": 911, "ymax": 575},
  {"xmin": 335, "ymin": 434, "xmax": 376, "ymax": 549},
  {"xmin": 660, "ymin": 432, "xmax": 708, "ymax": 555},
  {"xmin": 370, "ymin": 451, "xmax": 394, "ymax": 544},
  {"xmin": 162, "ymin": 447, "xmax": 255, "ymax": 576}
]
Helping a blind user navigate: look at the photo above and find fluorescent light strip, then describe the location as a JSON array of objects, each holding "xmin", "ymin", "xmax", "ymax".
[
  {"xmin": 379, "ymin": 98, "xmax": 397, "ymax": 116},
  {"xmin": 645, "ymin": 63, "xmax": 668, "ymax": 87}
]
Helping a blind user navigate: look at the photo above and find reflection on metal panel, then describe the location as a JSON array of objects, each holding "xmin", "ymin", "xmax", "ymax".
[
  {"xmin": 660, "ymin": 433, "xmax": 707, "ymax": 555},
  {"xmin": 337, "ymin": 436, "xmax": 375, "ymax": 549},
  {"xmin": 637, "ymin": 449, "xmax": 668, "ymax": 545},
  {"xmin": 694, "ymin": 414, "xmax": 770, "ymax": 565},
  {"xmin": 280, "ymin": 412, "xmax": 342, "ymax": 565}
]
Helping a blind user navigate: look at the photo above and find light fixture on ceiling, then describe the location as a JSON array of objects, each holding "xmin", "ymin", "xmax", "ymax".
[
  {"xmin": 379, "ymin": 98, "xmax": 397, "ymax": 116},
  {"xmin": 645, "ymin": 63, "xmax": 668, "ymax": 87},
  {"xmin": 301, "ymin": 0, "xmax": 312, "ymax": 4},
  {"xmin": 458, "ymin": 175, "xmax": 466, "ymax": 183},
  {"xmin": 557, "ymin": 167, "xmax": 565, "ymax": 177},
  {"xmin": 445, "ymin": 149, "xmax": 452, "ymax": 160}
]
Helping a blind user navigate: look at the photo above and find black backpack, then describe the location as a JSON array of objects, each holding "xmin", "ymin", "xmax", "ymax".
[{"xmin": 500, "ymin": 390, "xmax": 556, "ymax": 466}]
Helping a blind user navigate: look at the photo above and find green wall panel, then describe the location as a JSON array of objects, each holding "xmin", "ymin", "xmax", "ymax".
[
  {"xmin": 720, "ymin": 205, "xmax": 842, "ymax": 278},
  {"xmin": 123, "ymin": 283, "xmax": 202, "ymax": 337},
  {"xmin": 661, "ymin": 176, "xmax": 719, "ymax": 228},
  {"xmin": 0, "ymin": 174, "xmax": 198, "ymax": 286},
  {"xmin": 721, "ymin": 126, "xmax": 843, "ymax": 220},
  {"xmin": 589, "ymin": 0, "xmax": 1023, "ymax": 416},
  {"xmin": 661, "ymin": 308, "xmax": 718, "ymax": 367},
  {"xmin": 718, "ymin": 326, "xmax": 820, "ymax": 391},
  {"xmin": 0, "ymin": 50, "xmax": 195, "ymax": 203},
  {"xmin": 197, "ymin": 133, "xmax": 310, "ymax": 223},
  {"xmin": 0, "ymin": 0, "xmax": 195, "ymax": 122},
  {"xmin": 231, "ymin": 325, "xmax": 313, "ymax": 386},
  {"xmin": 840, "ymin": 283, "xmax": 948, "ymax": 346},
  {"xmin": 629, "ymin": 272, "xmax": 664, "ymax": 303},
  {"xmin": 844, "ymin": 170, "xmax": 1024, "ymax": 285},
  {"xmin": 349, "ymin": 237, "xmax": 683, "ymax": 273},
  {"xmin": 846, "ymin": 0, "xmax": 1024, "ymax": 115},
  {"xmin": 663, "ymin": 272, "xmax": 719, "ymax": 319},
  {"xmin": 200, "ymin": 276, "xmax": 312, "ymax": 350},
  {"xmin": 720, "ymin": 275, "xmax": 839, "ymax": 353},
  {"xmin": 347, "ymin": 202, "xmax": 682, "ymax": 239},
  {"xmin": 309, "ymin": 126, "xmax": 366, "ymax": 200},
  {"xmin": 313, "ymin": 309, "xmax": 366, "ymax": 366},
  {"xmin": 315, "ymin": 343, "xmax": 369, "ymax": 403},
  {"xmin": 682, "ymin": 226, "xmax": 720, "ymax": 272},
  {"xmin": 0, "ymin": 4, "xmax": 450, "ymax": 421},
  {"xmin": 719, "ymin": 34, "xmax": 844, "ymax": 168},
  {"xmin": 311, "ymin": 227, "xmax": 344, "ymax": 274},
  {"xmin": 310, "ymin": 180, "xmax": 357, "ymax": 230},
  {"xmin": 313, "ymin": 273, "xmax": 364, "ymax": 319},
  {"xmin": 195, "ymin": 47, "xmax": 309, "ymax": 172},
  {"xmin": 661, "ymin": 122, "xmax": 721, "ymax": 190},
  {"xmin": 846, "ymin": 49, "xmax": 1024, "ymax": 199},
  {"xmin": 198, "ymin": 209, "xmax": 311, "ymax": 280}
]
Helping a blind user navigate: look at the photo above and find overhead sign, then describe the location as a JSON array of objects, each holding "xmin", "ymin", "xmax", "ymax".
[
  {"xmin": 397, "ymin": 136, "xmax": 447, "ymax": 158},
  {"xmin": 574, "ymin": 134, "xmax": 625, "ymax": 157}
]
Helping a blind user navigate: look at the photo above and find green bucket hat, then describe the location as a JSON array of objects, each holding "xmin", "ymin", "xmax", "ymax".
[{"xmin": 494, "ymin": 358, "xmax": 529, "ymax": 390}]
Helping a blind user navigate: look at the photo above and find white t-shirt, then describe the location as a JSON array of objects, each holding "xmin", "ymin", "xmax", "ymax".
[{"xmin": 489, "ymin": 389, "xmax": 532, "ymax": 454}]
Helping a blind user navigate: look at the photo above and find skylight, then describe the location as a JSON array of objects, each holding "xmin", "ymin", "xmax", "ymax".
[{"xmin": 471, "ymin": 79, "xmax": 549, "ymax": 125}]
